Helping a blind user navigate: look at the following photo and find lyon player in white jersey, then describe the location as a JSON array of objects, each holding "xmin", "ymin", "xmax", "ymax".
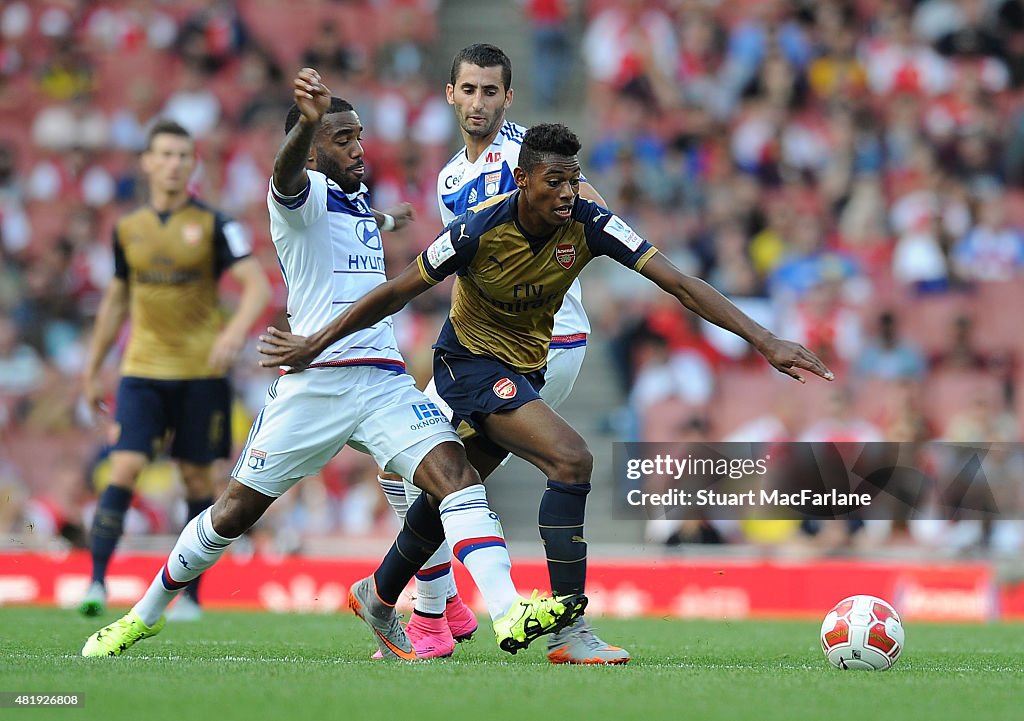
[
  {"xmin": 81, "ymin": 67, "xmax": 586, "ymax": 660},
  {"xmin": 374, "ymin": 44, "xmax": 629, "ymax": 665}
]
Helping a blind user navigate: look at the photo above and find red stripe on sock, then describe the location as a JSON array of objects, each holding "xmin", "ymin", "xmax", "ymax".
[{"xmin": 451, "ymin": 536, "xmax": 505, "ymax": 559}]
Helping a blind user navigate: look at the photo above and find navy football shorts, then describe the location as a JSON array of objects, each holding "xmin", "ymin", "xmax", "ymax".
[
  {"xmin": 113, "ymin": 376, "xmax": 232, "ymax": 464},
  {"xmin": 432, "ymin": 337, "xmax": 546, "ymax": 457}
]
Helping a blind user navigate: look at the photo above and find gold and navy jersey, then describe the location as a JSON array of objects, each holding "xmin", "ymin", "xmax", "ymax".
[
  {"xmin": 113, "ymin": 199, "xmax": 251, "ymax": 380},
  {"xmin": 417, "ymin": 191, "xmax": 658, "ymax": 372}
]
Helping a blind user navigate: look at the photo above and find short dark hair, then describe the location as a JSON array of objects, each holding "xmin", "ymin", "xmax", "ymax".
[
  {"xmin": 284, "ymin": 97, "xmax": 355, "ymax": 134},
  {"xmin": 145, "ymin": 119, "xmax": 191, "ymax": 151},
  {"xmin": 450, "ymin": 43, "xmax": 512, "ymax": 92},
  {"xmin": 519, "ymin": 123, "xmax": 581, "ymax": 172}
]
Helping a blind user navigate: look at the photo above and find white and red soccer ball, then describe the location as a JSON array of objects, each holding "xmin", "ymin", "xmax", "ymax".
[{"xmin": 820, "ymin": 595, "xmax": 905, "ymax": 670}]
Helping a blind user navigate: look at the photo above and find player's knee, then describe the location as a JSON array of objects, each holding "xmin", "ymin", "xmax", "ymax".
[
  {"xmin": 209, "ymin": 483, "xmax": 272, "ymax": 538},
  {"xmin": 414, "ymin": 441, "xmax": 481, "ymax": 498},
  {"xmin": 551, "ymin": 440, "xmax": 593, "ymax": 485},
  {"xmin": 209, "ymin": 500, "xmax": 247, "ymax": 538},
  {"xmin": 108, "ymin": 452, "xmax": 147, "ymax": 489},
  {"xmin": 179, "ymin": 463, "xmax": 215, "ymax": 499},
  {"xmin": 378, "ymin": 469, "xmax": 403, "ymax": 482}
]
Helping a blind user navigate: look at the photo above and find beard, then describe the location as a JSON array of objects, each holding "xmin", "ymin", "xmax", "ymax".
[{"xmin": 316, "ymin": 153, "xmax": 357, "ymax": 193}]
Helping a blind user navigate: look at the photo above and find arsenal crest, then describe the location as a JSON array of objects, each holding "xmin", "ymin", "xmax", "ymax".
[
  {"xmin": 555, "ymin": 243, "xmax": 576, "ymax": 269},
  {"xmin": 182, "ymin": 223, "xmax": 203, "ymax": 246},
  {"xmin": 493, "ymin": 378, "xmax": 517, "ymax": 399}
]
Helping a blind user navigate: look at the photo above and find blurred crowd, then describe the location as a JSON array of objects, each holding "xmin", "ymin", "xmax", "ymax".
[
  {"xmin": 0, "ymin": 0, "xmax": 447, "ymax": 550},
  {"xmin": 1, "ymin": 0, "xmax": 1023, "ymax": 555},
  {"xmin": 575, "ymin": 0, "xmax": 1024, "ymax": 554}
]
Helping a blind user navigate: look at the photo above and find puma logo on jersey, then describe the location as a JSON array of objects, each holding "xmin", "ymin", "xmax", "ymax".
[
  {"xmin": 592, "ymin": 209, "xmax": 608, "ymax": 222},
  {"xmin": 488, "ymin": 255, "xmax": 506, "ymax": 271},
  {"xmin": 457, "ymin": 225, "xmax": 470, "ymax": 243}
]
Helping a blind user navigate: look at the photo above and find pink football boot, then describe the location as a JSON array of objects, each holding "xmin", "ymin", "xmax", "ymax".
[
  {"xmin": 371, "ymin": 613, "xmax": 455, "ymax": 660},
  {"xmin": 445, "ymin": 593, "xmax": 478, "ymax": 642}
]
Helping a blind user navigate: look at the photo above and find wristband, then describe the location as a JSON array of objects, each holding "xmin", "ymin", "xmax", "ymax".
[{"xmin": 381, "ymin": 213, "xmax": 396, "ymax": 232}]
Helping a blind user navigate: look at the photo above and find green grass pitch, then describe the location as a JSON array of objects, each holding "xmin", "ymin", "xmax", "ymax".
[{"xmin": 1, "ymin": 607, "xmax": 1022, "ymax": 721}]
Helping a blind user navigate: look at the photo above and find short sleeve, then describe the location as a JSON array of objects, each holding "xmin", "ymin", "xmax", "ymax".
[
  {"xmin": 268, "ymin": 170, "xmax": 328, "ymax": 229},
  {"xmin": 113, "ymin": 226, "xmax": 128, "ymax": 280},
  {"xmin": 213, "ymin": 211, "xmax": 252, "ymax": 277},
  {"xmin": 575, "ymin": 198, "xmax": 659, "ymax": 271},
  {"xmin": 416, "ymin": 216, "xmax": 480, "ymax": 285}
]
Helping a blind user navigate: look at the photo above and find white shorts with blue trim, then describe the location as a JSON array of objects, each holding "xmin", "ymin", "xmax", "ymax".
[{"xmin": 233, "ymin": 365, "xmax": 460, "ymax": 498}]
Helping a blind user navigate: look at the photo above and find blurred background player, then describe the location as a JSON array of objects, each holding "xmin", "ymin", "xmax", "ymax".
[
  {"xmin": 78, "ymin": 119, "xmax": 271, "ymax": 620},
  {"xmin": 373, "ymin": 43, "xmax": 624, "ymax": 663},
  {"xmin": 257, "ymin": 122, "xmax": 833, "ymax": 662}
]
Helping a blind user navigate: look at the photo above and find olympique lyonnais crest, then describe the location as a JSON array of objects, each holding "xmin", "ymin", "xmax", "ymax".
[
  {"xmin": 484, "ymin": 171, "xmax": 501, "ymax": 197},
  {"xmin": 182, "ymin": 223, "xmax": 203, "ymax": 245},
  {"xmin": 493, "ymin": 378, "xmax": 517, "ymax": 399},
  {"xmin": 555, "ymin": 243, "xmax": 576, "ymax": 269}
]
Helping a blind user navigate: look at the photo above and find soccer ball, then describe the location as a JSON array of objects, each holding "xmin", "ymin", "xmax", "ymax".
[{"xmin": 820, "ymin": 595, "xmax": 904, "ymax": 670}]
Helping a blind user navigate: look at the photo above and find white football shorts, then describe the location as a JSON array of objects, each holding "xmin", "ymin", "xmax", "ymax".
[{"xmin": 233, "ymin": 365, "xmax": 461, "ymax": 497}]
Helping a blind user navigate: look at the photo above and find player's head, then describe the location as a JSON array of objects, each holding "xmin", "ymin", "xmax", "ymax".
[
  {"xmin": 141, "ymin": 119, "xmax": 195, "ymax": 195},
  {"xmin": 285, "ymin": 97, "xmax": 364, "ymax": 193},
  {"xmin": 514, "ymin": 123, "xmax": 582, "ymax": 229},
  {"xmin": 447, "ymin": 44, "xmax": 513, "ymax": 141}
]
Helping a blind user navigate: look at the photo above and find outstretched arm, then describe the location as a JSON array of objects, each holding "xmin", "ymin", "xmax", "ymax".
[
  {"xmin": 639, "ymin": 253, "xmax": 834, "ymax": 383},
  {"xmin": 371, "ymin": 203, "xmax": 415, "ymax": 232},
  {"xmin": 257, "ymin": 260, "xmax": 434, "ymax": 369},
  {"xmin": 273, "ymin": 67, "xmax": 331, "ymax": 196}
]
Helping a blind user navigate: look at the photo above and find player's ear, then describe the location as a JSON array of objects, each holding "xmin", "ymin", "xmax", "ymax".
[
  {"xmin": 446, "ymin": 84, "xmax": 456, "ymax": 106},
  {"xmin": 513, "ymin": 166, "xmax": 527, "ymax": 189},
  {"xmin": 504, "ymin": 88, "xmax": 513, "ymax": 110}
]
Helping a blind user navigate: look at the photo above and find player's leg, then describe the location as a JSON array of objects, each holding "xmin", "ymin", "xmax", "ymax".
[
  {"xmin": 532, "ymin": 345, "xmax": 627, "ymax": 662},
  {"xmin": 371, "ymin": 467, "xmax": 457, "ymax": 658},
  {"xmin": 389, "ymin": 348, "xmax": 584, "ymax": 648},
  {"xmin": 394, "ymin": 377, "xmax": 477, "ymax": 649},
  {"xmin": 168, "ymin": 461, "xmax": 215, "ymax": 621},
  {"xmin": 351, "ymin": 370, "xmax": 585, "ymax": 656},
  {"xmin": 480, "ymin": 399, "xmax": 630, "ymax": 664},
  {"xmin": 82, "ymin": 370, "xmax": 349, "ymax": 657},
  {"xmin": 82, "ymin": 480, "xmax": 276, "ymax": 657},
  {"xmin": 80, "ymin": 377, "xmax": 167, "ymax": 617},
  {"xmin": 166, "ymin": 378, "xmax": 232, "ymax": 620},
  {"xmin": 372, "ymin": 440, "xmax": 585, "ymax": 655}
]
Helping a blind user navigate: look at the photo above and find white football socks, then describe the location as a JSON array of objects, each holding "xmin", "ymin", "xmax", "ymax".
[
  {"xmin": 133, "ymin": 510, "xmax": 237, "ymax": 626},
  {"xmin": 438, "ymin": 485, "xmax": 518, "ymax": 621}
]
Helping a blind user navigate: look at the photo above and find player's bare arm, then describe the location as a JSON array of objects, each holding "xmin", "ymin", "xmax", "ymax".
[
  {"xmin": 82, "ymin": 277, "xmax": 129, "ymax": 416},
  {"xmin": 371, "ymin": 203, "xmax": 415, "ymax": 232},
  {"xmin": 639, "ymin": 253, "xmax": 834, "ymax": 383},
  {"xmin": 207, "ymin": 256, "xmax": 271, "ymax": 373},
  {"xmin": 273, "ymin": 67, "xmax": 331, "ymax": 196},
  {"xmin": 257, "ymin": 261, "xmax": 432, "ymax": 369}
]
